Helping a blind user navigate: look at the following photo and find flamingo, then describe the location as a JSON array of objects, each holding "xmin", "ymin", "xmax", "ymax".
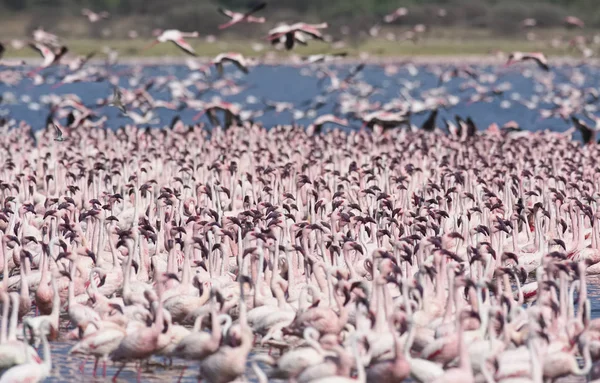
[
  {"xmin": 0, "ymin": 323, "xmax": 51, "ymax": 383},
  {"xmin": 65, "ymin": 260, "xmax": 101, "ymax": 336},
  {"xmin": 307, "ymin": 115, "xmax": 348, "ymax": 135},
  {"xmin": 212, "ymin": 53, "xmax": 250, "ymax": 76},
  {"xmin": 0, "ymin": 293, "xmax": 40, "ymax": 369},
  {"xmin": 430, "ymin": 311, "xmax": 474, "ymax": 383},
  {"xmin": 200, "ymin": 323, "xmax": 254, "ymax": 383},
  {"xmin": 110, "ymin": 283, "xmax": 164, "ymax": 382},
  {"xmin": 24, "ymin": 274, "xmax": 60, "ymax": 345},
  {"xmin": 171, "ymin": 290, "xmax": 228, "ymax": 360},
  {"xmin": 145, "ymin": 30, "xmax": 199, "ymax": 56},
  {"xmin": 384, "ymin": 7, "xmax": 408, "ymax": 23},
  {"xmin": 69, "ymin": 323, "xmax": 126, "ymax": 377},
  {"xmin": 564, "ymin": 16, "xmax": 585, "ymax": 28},
  {"xmin": 268, "ymin": 23, "xmax": 328, "ymax": 50},
  {"xmin": 506, "ymin": 52, "xmax": 549, "ymax": 71},
  {"xmin": 28, "ymin": 42, "xmax": 68, "ymax": 70},
  {"xmin": 217, "ymin": 2, "xmax": 267, "ymax": 30},
  {"xmin": 81, "ymin": 8, "xmax": 110, "ymax": 22}
]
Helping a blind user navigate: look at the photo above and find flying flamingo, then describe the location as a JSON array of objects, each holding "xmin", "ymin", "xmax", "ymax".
[
  {"xmin": 506, "ymin": 52, "xmax": 549, "ymax": 71},
  {"xmin": 307, "ymin": 114, "xmax": 348, "ymax": 135},
  {"xmin": 81, "ymin": 9, "xmax": 110, "ymax": 23},
  {"xmin": 27, "ymin": 42, "xmax": 68, "ymax": 74},
  {"xmin": 145, "ymin": 30, "xmax": 199, "ymax": 56},
  {"xmin": 564, "ymin": 16, "xmax": 585, "ymax": 28},
  {"xmin": 212, "ymin": 52, "xmax": 250, "ymax": 76},
  {"xmin": 384, "ymin": 7, "xmax": 408, "ymax": 23},
  {"xmin": 217, "ymin": 2, "xmax": 267, "ymax": 30},
  {"xmin": 268, "ymin": 23, "xmax": 328, "ymax": 50}
]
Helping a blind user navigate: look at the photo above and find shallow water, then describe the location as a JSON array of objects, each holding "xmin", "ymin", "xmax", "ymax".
[
  {"xmin": 35, "ymin": 274, "xmax": 600, "ymax": 383},
  {"xmin": 45, "ymin": 340, "xmax": 272, "ymax": 382},
  {"xmin": 47, "ymin": 341, "xmax": 209, "ymax": 382}
]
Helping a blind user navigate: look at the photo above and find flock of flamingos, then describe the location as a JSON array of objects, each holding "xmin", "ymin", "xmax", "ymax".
[{"xmin": 2, "ymin": 2, "xmax": 600, "ymax": 383}]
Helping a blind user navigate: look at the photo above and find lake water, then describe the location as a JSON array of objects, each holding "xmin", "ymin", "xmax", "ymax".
[{"xmin": 0, "ymin": 62, "xmax": 590, "ymax": 136}]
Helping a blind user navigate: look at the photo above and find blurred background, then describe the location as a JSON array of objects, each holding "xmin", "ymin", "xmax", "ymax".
[{"xmin": 1, "ymin": 0, "xmax": 600, "ymax": 57}]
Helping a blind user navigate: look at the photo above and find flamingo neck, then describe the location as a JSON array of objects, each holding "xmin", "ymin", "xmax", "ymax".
[
  {"xmin": 8, "ymin": 295, "xmax": 18, "ymax": 342},
  {"xmin": 0, "ymin": 294, "xmax": 8, "ymax": 343}
]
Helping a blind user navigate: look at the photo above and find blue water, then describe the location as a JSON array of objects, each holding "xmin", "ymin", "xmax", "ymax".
[{"xmin": 0, "ymin": 63, "xmax": 590, "ymax": 137}]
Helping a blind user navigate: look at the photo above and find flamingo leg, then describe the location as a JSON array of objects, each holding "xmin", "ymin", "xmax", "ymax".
[
  {"xmin": 79, "ymin": 356, "xmax": 87, "ymax": 374},
  {"xmin": 177, "ymin": 366, "xmax": 187, "ymax": 383},
  {"xmin": 137, "ymin": 361, "xmax": 142, "ymax": 383},
  {"xmin": 218, "ymin": 20, "xmax": 238, "ymax": 30},
  {"xmin": 112, "ymin": 363, "xmax": 125, "ymax": 382},
  {"xmin": 103, "ymin": 360, "xmax": 107, "ymax": 377},
  {"xmin": 93, "ymin": 358, "xmax": 99, "ymax": 377}
]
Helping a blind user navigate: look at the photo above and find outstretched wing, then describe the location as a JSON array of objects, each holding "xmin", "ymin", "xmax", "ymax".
[
  {"xmin": 28, "ymin": 42, "xmax": 49, "ymax": 59},
  {"xmin": 233, "ymin": 60, "xmax": 249, "ymax": 74},
  {"xmin": 244, "ymin": 2, "xmax": 267, "ymax": 17},
  {"xmin": 572, "ymin": 116, "xmax": 593, "ymax": 144},
  {"xmin": 53, "ymin": 122, "xmax": 64, "ymax": 141},
  {"xmin": 343, "ymin": 63, "xmax": 365, "ymax": 83},
  {"xmin": 534, "ymin": 57, "xmax": 549, "ymax": 71},
  {"xmin": 217, "ymin": 7, "xmax": 235, "ymax": 19},
  {"xmin": 112, "ymin": 87, "xmax": 120, "ymax": 102},
  {"xmin": 84, "ymin": 51, "xmax": 96, "ymax": 61},
  {"xmin": 112, "ymin": 87, "xmax": 127, "ymax": 114},
  {"xmin": 295, "ymin": 25, "xmax": 325, "ymax": 40},
  {"xmin": 225, "ymin": 57, "xmax": 249, "ymax": 74},
  {"xmin": 172, "ymin": 38, "xmax": 197, "ymax": 57}
]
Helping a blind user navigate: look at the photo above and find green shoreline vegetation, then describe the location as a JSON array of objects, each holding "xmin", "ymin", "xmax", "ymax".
[{"xmin": 0, "ymin": 35, "xmax": 592, "ymax": 59}]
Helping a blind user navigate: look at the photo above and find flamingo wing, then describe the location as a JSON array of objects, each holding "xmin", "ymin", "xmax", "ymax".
[
  {"xmin": 89, "ymin": 329, "xmax": 125, "ymax": 350},
  {"xmin": 84, "ymin": 51, "xmax": 97, "ymax": 61},
  {"xmin": 233, "ymin": 61, "xmax": 248, "ymax": 74},
  {"xmin": 206, "ymin": 109, "xmax": 221, "ymax": 127},
  {"xmin": 217, "ymin": 7, "xmax": 235, "ymax": 19},
  {"xmin": 225, "ymin": 57, "xmax": 248, "ymax": 74},
  {"xmin": 295, "ymin": 26, "xmax": 324, "ymax": 40},
  {"xmin": 53, "ymin": 122, "xmax": 63, "ymax": 140},
  {"xmin": 172, "ymin": 38, "xmax": 197, "ymax": 57},
  {"xmin": 215, "ymin": 62, "xmax": 224, "ymax": 77},
  {"xmin": 533, "ymin": 57, "xmax": 549, "ymax": 71},
  {"xmin": 244, "ymin": 2, "xmax": 267, "ymax": 17},
  {"xmin": 28, "ymin": 42, "xmax": 50, "ymax": 59},
  {"xmin": 343, "ymin": 63, "xmax": 365, "ymax": 83}
]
